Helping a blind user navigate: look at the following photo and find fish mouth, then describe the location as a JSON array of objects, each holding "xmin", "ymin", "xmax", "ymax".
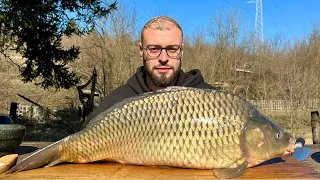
[{"xmin": 283, "ymin": 139, "xmax": 295, "ymax": 155}]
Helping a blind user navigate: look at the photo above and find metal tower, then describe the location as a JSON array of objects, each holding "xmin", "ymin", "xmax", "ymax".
[{"xmin": 247, "ymin": 0, "xmax": 264, "ymax": 44}]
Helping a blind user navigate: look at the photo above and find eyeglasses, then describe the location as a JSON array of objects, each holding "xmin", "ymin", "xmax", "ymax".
[{"xmin": 142, "ymin": 45, "xmax": 182, "ymax": 58}]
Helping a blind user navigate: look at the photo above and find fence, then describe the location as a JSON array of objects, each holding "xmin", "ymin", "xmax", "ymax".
[
  {"xmin": 250, "ymin": 99, "xmax": 320, "ymax": 111},
  {"xmin": 16, "ymin": 104, "xmax": 48, "ymax": 122}
]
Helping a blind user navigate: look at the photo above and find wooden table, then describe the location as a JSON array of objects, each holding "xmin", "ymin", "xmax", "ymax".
[
  {"xmin": 304, "ymin": 144, "xmax": 320, "ymax": 173},
  {"xmin": 0, "ymin": 142, "xmax": 319, "ymax": 180}
]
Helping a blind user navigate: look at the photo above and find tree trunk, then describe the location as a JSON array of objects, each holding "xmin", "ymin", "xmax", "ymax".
[
  {"xmin": 311, "ymin": 111, "xmax": 320, "ymax": 144},
  {"xmin": 77, "ymin": 68, "xmax": 97, "ymax": 129}
]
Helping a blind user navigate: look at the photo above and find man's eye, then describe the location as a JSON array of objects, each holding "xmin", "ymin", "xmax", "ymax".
[
  {"xmin": 167, "ymin": 48, "xmax": 178, "ymax": 52},
  {"xmin": 148, "ymin": 48, "xmax": 160, "ymax": 52}
]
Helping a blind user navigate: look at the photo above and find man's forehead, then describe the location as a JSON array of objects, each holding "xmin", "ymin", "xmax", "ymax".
[{"xmin": 146, "ymin": 20, "xmax": 177, "ymax": 31}]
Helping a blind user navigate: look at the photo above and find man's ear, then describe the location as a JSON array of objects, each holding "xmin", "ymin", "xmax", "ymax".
[
  {"xmin": 139, "ymin": 42, "xmax": 143, "ymax": 58},
  {"xmin": 181, "ymin": 43, "xmax": 184, "ymax": 59}
]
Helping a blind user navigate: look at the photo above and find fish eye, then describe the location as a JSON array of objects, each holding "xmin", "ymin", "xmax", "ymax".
[{"xmin": 275, "ymin": 132, "xmax": 282, "ymax": 140}]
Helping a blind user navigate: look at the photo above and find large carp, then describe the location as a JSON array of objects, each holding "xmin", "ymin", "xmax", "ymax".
[{"xmin": 6, "ymin": 87, "xmax": 295, "ymax": 178}]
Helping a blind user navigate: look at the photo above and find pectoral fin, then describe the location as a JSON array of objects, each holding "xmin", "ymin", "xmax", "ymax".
[{"xmin": 213, "ymin": 160, "xmax": 248, "ymax": 179}]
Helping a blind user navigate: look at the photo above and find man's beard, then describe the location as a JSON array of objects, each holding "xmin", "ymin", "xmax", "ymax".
[{"xmin": 143, "ymin": 59, "xmax": 180, "ymax": 87}]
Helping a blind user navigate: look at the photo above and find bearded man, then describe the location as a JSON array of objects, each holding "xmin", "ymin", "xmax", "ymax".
[{"xmin": 90, "ymin": 16, "xmax": 217, "ymax": 118}]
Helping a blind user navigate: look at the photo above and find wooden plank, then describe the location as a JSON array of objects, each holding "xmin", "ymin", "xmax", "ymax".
[
  {"xmin": 1, "ymin": 150, "xmax": 320, "ymax": 179},
  {"xmin": 0, "ymin": 154, "xmax": 18, "ymax": 174},
  {"xmin": 1, "ymin": 157, "xmax": 319, "ymax": 180},
  {"xmin": 303, "ymin": 144, "xmax": 320, "ymax": 173}
]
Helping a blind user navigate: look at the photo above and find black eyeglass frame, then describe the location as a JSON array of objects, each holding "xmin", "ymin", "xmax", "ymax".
[{"xmin": 142, "ymin": 45, "xmax": 183, "ymax": 58}]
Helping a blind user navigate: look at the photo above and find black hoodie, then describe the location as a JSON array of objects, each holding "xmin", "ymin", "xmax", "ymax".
[{"xmin": 89, "ymin": 66, "xmax": 217, "ymax": 118}]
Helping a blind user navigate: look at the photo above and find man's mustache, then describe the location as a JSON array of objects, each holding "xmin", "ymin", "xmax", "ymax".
[{"xmin": 153, "ymin": 65, "xmax": 173, "ymax": 69}]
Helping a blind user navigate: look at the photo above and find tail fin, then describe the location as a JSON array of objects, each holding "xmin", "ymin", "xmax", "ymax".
[{"xmin": 6, "ymin": 141, "xmax": 62, "ymax": 173}]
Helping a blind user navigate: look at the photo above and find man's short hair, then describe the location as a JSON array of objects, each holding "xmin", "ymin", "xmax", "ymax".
[{"xmin": 141, "ymin": 16, "xmax": 183, "ymax": 43}]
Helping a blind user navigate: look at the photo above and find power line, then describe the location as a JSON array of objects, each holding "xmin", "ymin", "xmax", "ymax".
[
  {"xmin": 220, "ymin": 0, "xmax": 256, "ymax": 30},
  {"xmin": 221, "ymin": 0, "xmax": 255, "ymax": 20},
  {"xmin": 263, "ymin": 8, "xmax": 282, "ymax": 34},
  {"xmin": 272, "ymin": 0, "xmax": 295, "ymax": 37},
  {"xmin": 219, "ymin": 0, "xmax": 257, "ymax": 49}
]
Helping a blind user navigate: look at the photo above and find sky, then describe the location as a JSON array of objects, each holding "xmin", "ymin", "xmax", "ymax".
[{"xmin": 120, "ymin": 0, "xmax": 320, "ymax": 42}]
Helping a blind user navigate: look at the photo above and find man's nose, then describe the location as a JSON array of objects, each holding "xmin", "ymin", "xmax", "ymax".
[{"xmin": 158, "ymin": 49, "xmax": 169, "ymax": 61}]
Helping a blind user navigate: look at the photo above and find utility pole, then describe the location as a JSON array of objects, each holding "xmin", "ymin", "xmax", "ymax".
[{"xmin": 247, "ymin": 0, "xmax": 264, "ymax": 49}]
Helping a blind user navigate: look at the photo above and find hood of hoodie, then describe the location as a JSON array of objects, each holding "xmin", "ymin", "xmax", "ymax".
[{"xmin": 127, "ymin": 66, "xmax": 206, "ymax": 94}]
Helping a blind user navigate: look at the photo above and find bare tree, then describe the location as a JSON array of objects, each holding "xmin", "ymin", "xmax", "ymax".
[
  {"xmin": 206, "ymin": 9, "xmax": 252, "ymax": 96},
  {"xmin": 74, "ymin": 3, "xmax": 139, "ymax": 103}
]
